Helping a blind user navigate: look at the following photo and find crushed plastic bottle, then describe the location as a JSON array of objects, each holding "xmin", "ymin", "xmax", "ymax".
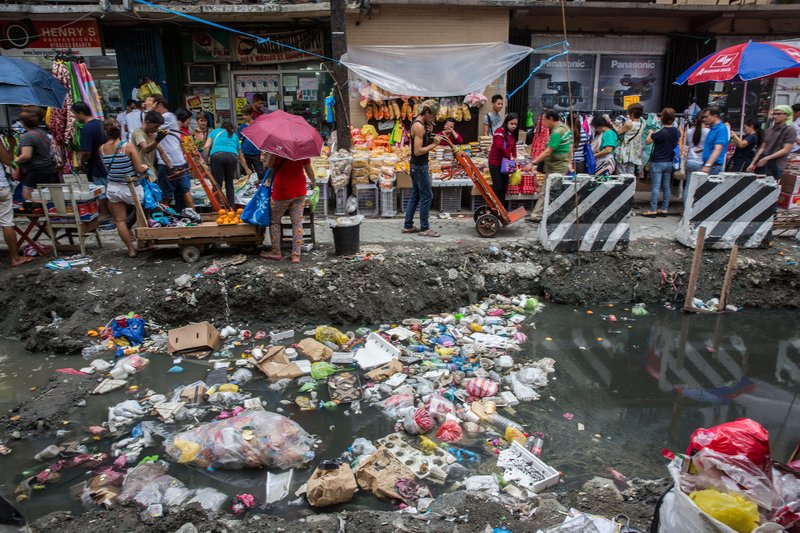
[{"xmin": 631, "ymin": 303, "xmax": 649, "ymax": 316}]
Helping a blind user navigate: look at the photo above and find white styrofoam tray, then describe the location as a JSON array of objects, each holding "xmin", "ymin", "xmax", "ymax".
[{"xmin": 497, "ymin": 441, "xmax": 559, "ymax": 493}]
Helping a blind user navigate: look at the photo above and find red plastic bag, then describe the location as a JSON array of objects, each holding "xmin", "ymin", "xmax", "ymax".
[
  {"xmin": 687, "ymin": 418, "xmax": 770, "ymax": 472},
  {"xmin": 436, "ymin": 420, "xmax": 463, "ymax": 443}
]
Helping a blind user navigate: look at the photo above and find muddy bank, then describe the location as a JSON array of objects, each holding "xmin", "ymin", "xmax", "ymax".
[
  {"xmin": 1, "ymin": 238, "xmax": 798, "ymax": 355},
  {"xmin": 30, "ymin": 480, "xmax": 671, "ymax": 533}
]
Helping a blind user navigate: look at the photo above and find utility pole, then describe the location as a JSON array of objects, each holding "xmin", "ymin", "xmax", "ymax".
[{"xmin": 330, "ymin": 0, "xmax": 351, "ymax": 151}]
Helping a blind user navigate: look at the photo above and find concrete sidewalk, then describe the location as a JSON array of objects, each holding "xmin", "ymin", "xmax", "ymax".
[{"xmin": 314, "ymin": 211, "xmax": 680, "ymax": 245}]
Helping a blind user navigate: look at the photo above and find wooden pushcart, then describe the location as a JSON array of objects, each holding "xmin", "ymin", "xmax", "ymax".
[{"xmin": 127, "ymin": 179, "xmax": 264, "ymax": 263}]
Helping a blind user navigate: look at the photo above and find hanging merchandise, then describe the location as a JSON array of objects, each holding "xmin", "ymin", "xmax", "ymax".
[
  {"xmin": 530, "ymin": 114, "xmax": 550, "ymax": 160},
  {"xmin": 324, "ymin": 92, "xmax": 336, "ymax": 124}
]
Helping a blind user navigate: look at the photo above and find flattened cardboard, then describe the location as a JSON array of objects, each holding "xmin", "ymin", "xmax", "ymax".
[
  {"xmin": 167, "ymin": 322, "xmax": 221, "ymax": 357},
  {"xmin": 259, "ymin": 361, "xmax": 304, "ymax": 379},
  {"xmin": 365, "ymin": 359, "xmax": 404, "ymax": 382},
  {"xmin": 297, "ymin": 338, "xmax": 333, "ymax": 362}
]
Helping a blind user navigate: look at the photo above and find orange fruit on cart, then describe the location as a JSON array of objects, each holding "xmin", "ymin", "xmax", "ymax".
[
  {"xmin": 236, "ymin": 208, "xmax": 243, "ymax": 214},
  {"xmin": 218, "ymin": 209, "xmax": 226, "ymax": 216}
]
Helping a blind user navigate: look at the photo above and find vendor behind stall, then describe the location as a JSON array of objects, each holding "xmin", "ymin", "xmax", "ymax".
[{"xmin": 439, "ymin": 118, "xmax": 463, "ymax": 146}]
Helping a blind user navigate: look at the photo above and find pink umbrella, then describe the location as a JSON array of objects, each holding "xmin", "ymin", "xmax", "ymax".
[{"xmin": 240, "ymin": 110, "xmax": 323, "ymax": 161}]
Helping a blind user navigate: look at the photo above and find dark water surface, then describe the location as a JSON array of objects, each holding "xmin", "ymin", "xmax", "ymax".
[{"xmin": 0, "ymin": 305, "xmax": 798, "ymax": 522}]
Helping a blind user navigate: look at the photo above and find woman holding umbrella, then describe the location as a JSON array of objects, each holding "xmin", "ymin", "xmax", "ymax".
[{"xmin": 260, "ymin": 154, "xmax": 315, "ymax": 264}]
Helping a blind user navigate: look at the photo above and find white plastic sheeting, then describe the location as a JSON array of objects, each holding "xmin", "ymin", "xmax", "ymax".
[{"xmin": 340, "ymin": 42, "xmax": 533, "ymax": 97}]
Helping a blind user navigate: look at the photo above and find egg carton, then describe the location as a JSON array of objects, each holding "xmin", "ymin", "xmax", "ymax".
[
  {"xmin": 377, "ymin": 432, "xmax": 456, "ymax": 484},
  {"xmin": 497, "ymin": 442, "xmax": 559, "ymax": 493}
]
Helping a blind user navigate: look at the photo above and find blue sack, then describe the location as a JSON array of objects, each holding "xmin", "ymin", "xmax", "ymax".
[
  {"xmin": 241, "ymin": 169, "xmax": 273, "ymax": 227},
  {"xmin": 111, "ymin": 316, "xmax": 146, "ymax": 346},
  {"xmin": 584, "ymin": 142, "xmax": 597, "ymax": 174},
  {"xmin": 142, "ymin": 180, "xmax": 162, "ymax": 210}
]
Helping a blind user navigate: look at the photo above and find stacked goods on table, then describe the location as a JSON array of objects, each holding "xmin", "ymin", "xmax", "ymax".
[
  {"xmin": 216, "ymin": 209, "xmax": 243, "ymax": 225},
  {"xmin": 778, "ymin": 154, "xmax": 800, "ymax": 210}
]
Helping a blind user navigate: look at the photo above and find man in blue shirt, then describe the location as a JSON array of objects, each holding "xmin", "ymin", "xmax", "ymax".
[
  {"xmin": 701, "ymin": 106, "xmax": 729, "ymax": 176},
  {"xmin": 72, "ymin": 102, "xmax": 113, "ymax": 230},
  {"xmin": 238, "ymin": 104, "xmax": 263, "ymax": 178}
]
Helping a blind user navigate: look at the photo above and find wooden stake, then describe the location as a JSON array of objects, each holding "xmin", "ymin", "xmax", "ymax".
[
  {"xmin": 718, "ymin": 244, "xmax": 739, "ymax": 311},
  {"xmin": 683, "ymin": 225, "xmax": 706, "ymax": 312}
]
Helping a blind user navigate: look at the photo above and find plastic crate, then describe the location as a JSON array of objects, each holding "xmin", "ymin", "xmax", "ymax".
[
  {"xmin": 356, "ymin": 183, "xmax": 379, "ymax": 217},
  {"xmin": 400, "ymin": 189, "xmax": 414, "ymax": 213},
  {"xmin": 471, "ymin": 195, "xmax": 486, "ymax": 212},
  {"xmin": 380, "ymin": 188, "xmax": 397, "ymax": 217},
  {"xmin": 334, "ymin": 187, "xmax": 348, "ymax": 216},
  {"xmin": 439, "ymin": 187, "xmax": 463, "ymax": 213}
]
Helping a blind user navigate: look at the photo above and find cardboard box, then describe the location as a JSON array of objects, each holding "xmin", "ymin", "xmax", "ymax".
[
  {"xmin": 778, "ymin": 191, "xmax": 800, "ymax": 210},
  {"xmin": 167, "ymin": 322, "xmax": 221, "ymax": 357},
  {"xmin": 256, "ymin": 346, "xmax": 304, "ymax": 379},
  {"xmin": 396, "ymin": 172, "xmax": 412, "ymax": 189},
  {"xmin": 780, "ymin": 173, "xmax": 800, "ymax": 195},
  {"xmin": 297, "ymin": 338, "xmax": 333, "ymax": 362}
]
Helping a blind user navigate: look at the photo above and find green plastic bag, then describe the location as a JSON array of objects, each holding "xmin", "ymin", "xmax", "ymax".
[{"xmin": 310, "ymin": 362, "xmax": 336, "ymax": 380}]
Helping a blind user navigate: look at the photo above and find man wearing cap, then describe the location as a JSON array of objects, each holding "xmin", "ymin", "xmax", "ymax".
[{"xmin": 747, "ymin": 105, "xmax": 796, "ymax": 179}]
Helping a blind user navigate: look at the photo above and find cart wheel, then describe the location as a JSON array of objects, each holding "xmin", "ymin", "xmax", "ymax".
[
  {"xmin": 473, "ymin": 205, "xmax": 491, "ymax": 222},
  {"xmin": 476, "ymin": 213, "xmax": 500, "ymax": 238},
  {"xmin": 181, "ymin": 245, "xmax": 202, "ymax": 263}
]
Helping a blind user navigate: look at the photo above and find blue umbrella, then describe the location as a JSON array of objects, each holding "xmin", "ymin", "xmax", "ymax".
[{"xmin": 0, "ymin": 56, "xmax": 67, "ymax": 108}]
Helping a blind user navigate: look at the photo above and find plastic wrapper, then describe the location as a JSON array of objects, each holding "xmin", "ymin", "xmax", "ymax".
[
  {"xmin": 187, "ymin": 487, "xmax": 227, "ymax": 514},
  {"xmin": 230, "ymin": 368, "xmax": 253, "ymax": 385},
  {"xmin": 111, "ymin": 354, "xmax": 149, "ymax": 379},
  {"xmin": 310, "ymin": 362, "xmax": 336, "ymax": 380},
  {"xmin": 402, "ymin": 407, "xmax": 432, "ymax": 435},
  {"xmin": 329, "ymin": 150, "xmax": 352, "ymax": 189},
  {"xmin": 163, "ymin": 486, "xmax": 194, "ymax": 508},
  {"xmin": 465, "ymin": 378, "xmax": 499, "ymax": 398},
  {"xmin": 351, "ymin": 437, "xmax": 376, "ymax": 457},
  {"xmin": 689, "ymin": 489, "xmax": 760, "ymax": 533},
  {"xmin": 687, "ymin": 419, "xmax": 771, "ymax": 474},
  {"xmin": 517, "ymin": 366, "xmax": 548, "ymax": 387},
  {"xmin": 165, "ymin": 411, "xmax": 315, "ymax": 470}
]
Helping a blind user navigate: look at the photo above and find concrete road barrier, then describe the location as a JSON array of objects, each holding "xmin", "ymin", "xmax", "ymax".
[
  {"xmin": 676, "ymin": 172, "xmax": 780, "ymax": 249},
  {"xmin": 538, "ymin": 173, "xmax": 635, "ymax": 252}
]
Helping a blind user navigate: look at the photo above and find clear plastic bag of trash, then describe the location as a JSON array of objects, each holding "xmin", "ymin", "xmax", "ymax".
[
  {"xmin": 510, "ymin": 372, "xmax": 540, "ymax": 402},
  {"xmin": 165, "ymin": 411, "xmax": 315, "ymax": 470},
  {"xmin": 517, "ymin": 366, "xmax": 548, "ymax": 387},
  {"xmin": 351, "ymin": 437, "xmax": 376, "ymax": 458},
  {"xmin": 111, "ymin": 354, "xmax": 150, "ymax": 380},
  {"xmin": 326, "ymin": 214, "xmax": 364, "ymax": 228},
  {"xmin": 230, "ymin": 368, "xmax": 253, "ymax": 385},
  {"xmin": 378, "ymin": 394, "xmax": 415, "ymax": 419},
  {"xmin": 187, "ymin": 487, "xmax": 227, "ymax": 514},
  {"xmin": 207, "ymin": 391, "xmax": 248, "ymax": 408},
  {"xmin": 118, "ymin": 461, "xmax": 185, "ymax": 506}
]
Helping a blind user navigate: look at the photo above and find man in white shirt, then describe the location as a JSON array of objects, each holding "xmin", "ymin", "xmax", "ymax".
[{"xmin": 144, "ymin": 94, "xmax": 195, "ymax": 210}]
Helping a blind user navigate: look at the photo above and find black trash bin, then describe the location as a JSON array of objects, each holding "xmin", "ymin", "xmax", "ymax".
[{"xmin": 331, "ymin": 221, "xmax": 361, "ymax": 256}]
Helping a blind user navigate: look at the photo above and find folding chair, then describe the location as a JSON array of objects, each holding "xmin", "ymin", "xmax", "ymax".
[{"xmin": 37, "ymin": 183, "xmax": 102, "ymax": 257}]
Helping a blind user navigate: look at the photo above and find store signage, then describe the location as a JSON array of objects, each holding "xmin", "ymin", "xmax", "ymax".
[
  {"xmin": 0, "ymin": 19, "xmax": 102, "ymax": 57},
  {"xmin": 234, "ymin": 30, "xmax": 325, "ymax": 65},
  {"xmin": 597, "ymin": 54, "xmax": 664, "ymax": 113},
  {"xmin": 192, "ymin": 29, "xmax": 325, "ymax": 65},
  {"xmin": 528, "ymin": 53, "xmax": 596, "ymax": 115}
]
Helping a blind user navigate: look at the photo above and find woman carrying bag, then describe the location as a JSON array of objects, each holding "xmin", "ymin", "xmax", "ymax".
[
  {"xmin": 260, "ymin": 154, "xmax": 315, "ymax": 264},
  {"xmin": 487, "ymin": 113, "xmax": 519, "ymax": 208}
]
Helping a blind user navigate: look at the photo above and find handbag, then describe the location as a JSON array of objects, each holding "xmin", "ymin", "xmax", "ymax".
[
  {"xmin": 584, "ymin": 142, "xmax": 597, "ymax": 175},
  {"xmin": 241, "ymin": 170, "xmax": 272, "ymax": 227},
  {"xmin": 500, "ymin": 133, "xmax": 516, "ymax": 174}
]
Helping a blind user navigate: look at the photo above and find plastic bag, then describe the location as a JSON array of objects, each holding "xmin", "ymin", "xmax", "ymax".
[
  {"xmin": 690, "ymin": 490, "xmax": 759, "ymax": 533},
  {"xmin": 310, "ymin": 362, "xmax": 336, "ymax": 380},
  {"xmin": 517, "ymin": 366, "xmax": 548, "ymax": 387},
  {"xmin": 436, "ymin": 419, "xmax": 463, "ymax": 443},
  {"xmin": 403, "ymin": 407, "xmax": 433, "ymax": 435},
  {"xmin": 378, "ymin": 394, "xmax": 415, "ymax": 419},
  {"xmin": 509, "ymin": 169, "xmax": 522, "ymax": 186},
  {"xmin": 465, "ymin": 378, "xmax": 499, "ymax": 398},
  {"xmin": 687, "ymin": 419, "xmax": 771, "ymax": 473},
  {"xmin": 165, "ymin": 411, "xmax": 315, "ymax": 470},
  {"xmin": 428, "ymin": 394, "xmax": 456, "ymax": 424},
  {"xmin": 111, "ymin": 316, "xmax": 146, "ymax": 346},
  {"xmin": 315, "ymin": 326, "xmax": 349, "ymax": 347},
  {"xmin": 112, "ymin": 354, "xmax": 149, "ymax": 379},
  {"xmin": 510, "ymin": 372, "xmax": 540, "ymax": 401},
  {"xmin": 241, "ymin": 172, "xmax": 272, "ymax": 227},
  {"xmin": 187, "ymin": 487, "xmax": 227, "ymax": 514},
  {"xmin": 686, "ymin": 448, "xmax": 778, "ymax": 510},
  {"xmin": 351, "ymin": 437, "xmax": 376, "ymax": 457}
]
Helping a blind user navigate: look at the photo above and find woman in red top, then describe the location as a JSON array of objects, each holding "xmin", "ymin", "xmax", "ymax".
[
  {"xmin": 487, "ymin": 113, "xmax": 519, "ymax": 207},
  {"xmin": 260, "ymin": 154, "xmax": 315, "ymax": 264}
]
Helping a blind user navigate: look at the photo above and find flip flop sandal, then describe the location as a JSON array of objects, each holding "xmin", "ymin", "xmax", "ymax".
[
  {"xmin": 418, "ymin": 229, "xmax": 441, "ymax": 238},
  {"xmin": 402, "ymin": 227, "xmax": 420, "ymax": 233}
]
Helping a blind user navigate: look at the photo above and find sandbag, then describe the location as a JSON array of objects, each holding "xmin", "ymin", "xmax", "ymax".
[
  {"xmin": 355, "ymin": 447, "xmax": 415, "ymax": 501},
  {"xmin": 306, "ymin": 463, "xmax": 357, "ymax": 507}
]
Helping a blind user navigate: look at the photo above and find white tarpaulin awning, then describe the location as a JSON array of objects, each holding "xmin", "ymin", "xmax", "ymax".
[{"xmin": 340, "ymin": 42, "xmax": 533, "ymax": 97}]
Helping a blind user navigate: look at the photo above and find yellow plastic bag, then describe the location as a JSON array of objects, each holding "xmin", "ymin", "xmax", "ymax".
[
  {"xmin": 689, "ymin": 489, "xmax": 759, "ymax": 533},
  {"xmin": 315, "ymin": 326, "xmax": 349, "ymax": 348},
  {"xmin": 360, "ymin": 125, "xmax": 378, "ymax": 137},
  {"xmin": 509, "ymin": 169, "xmax": 522, "ymax": 186}
]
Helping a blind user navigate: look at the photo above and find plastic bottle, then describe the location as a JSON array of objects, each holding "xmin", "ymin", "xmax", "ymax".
[
  {"xmin": 527, "ymin": 432, "xmax": 544, "ymax": 456},
  {"xmin": 484, "ymin": 413, "xmax": 524, "ymax": 432},
  {"xmin": 406, "ymin": 345, "xmax": 432, "ymax": 353}
]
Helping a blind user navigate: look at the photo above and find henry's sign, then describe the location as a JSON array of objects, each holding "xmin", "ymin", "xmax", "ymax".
[{"xmin": 0, "ymin": 19, "xmax": 102, "ymax": 57}]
